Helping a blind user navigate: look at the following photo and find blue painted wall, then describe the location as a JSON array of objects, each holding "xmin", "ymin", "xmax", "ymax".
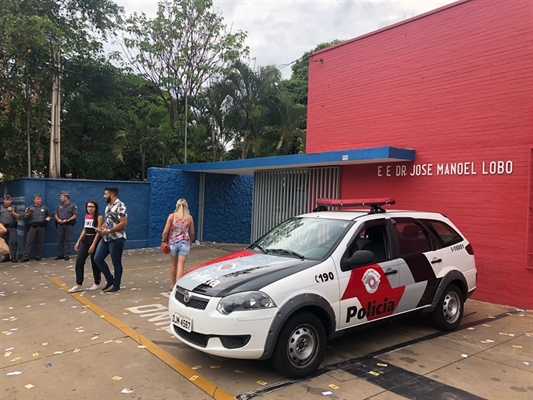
[
  {"xmin": 1, "ymin": 178, "xmax": 150, "ymax": 258},
  {"xmin": 146, "ymin": 168, "xmax": 253, "ymax": 245},
  {"xmin": 203, "ymin": 173, "xmax": 253, "ymax": 243},
  {"xmin": 1, "ymin": 168, "xmax": 253, "ymax": 258},
  {"xmin": 147, "ymin": 168, "xmax": 200, "ymax": 247}
]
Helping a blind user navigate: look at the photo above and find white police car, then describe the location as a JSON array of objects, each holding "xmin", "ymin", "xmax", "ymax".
[{"xmin": 169, "ymin": 198, "xmax": 477, "ymax": 378}]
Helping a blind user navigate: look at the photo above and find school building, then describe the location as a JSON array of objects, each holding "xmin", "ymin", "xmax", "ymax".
[
  {"xmin": 303, "ymin": 0, "xmax": 533, "ymax": 308},
  {"xmin": 1, "ymin": 0, "xmax": 531, "ymax": 309}
]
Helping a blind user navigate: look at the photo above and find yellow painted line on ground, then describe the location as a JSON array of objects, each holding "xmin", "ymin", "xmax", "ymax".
[{"xmin": 48, "ymin": 276, "xmax": 235, "ymax": 400}]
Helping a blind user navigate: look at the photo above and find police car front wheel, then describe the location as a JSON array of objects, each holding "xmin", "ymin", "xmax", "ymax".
[{"xmin": 270, "ymin": 311, "xmax": 327, "ymax": 379}]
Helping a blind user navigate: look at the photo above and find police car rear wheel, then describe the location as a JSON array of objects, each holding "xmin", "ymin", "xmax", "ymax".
[
  {"xmin": 430, "ymin": 284, "xmax": 464, "ymax": 331},
  {"xmin": 271, "ymin": 311, "xmax": 326, "ymax": 379}
]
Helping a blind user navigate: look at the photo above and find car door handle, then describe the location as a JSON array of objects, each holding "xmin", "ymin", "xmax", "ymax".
[
  {"xmin": 384, "ymin": 269, "xmax": 398, "ymax": 275},
  {"xmin": 431, "ymin": 258, "xmax": 442, "ymax": 264}
]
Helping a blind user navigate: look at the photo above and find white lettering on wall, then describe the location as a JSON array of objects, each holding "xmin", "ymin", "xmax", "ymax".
[
  {"xmin": 482, "ymin": 161, "xmax": 513, "ymax": 175},
  {"xmin": 377, "ymin": 161, "xmax": 513, "ymax": 177}
]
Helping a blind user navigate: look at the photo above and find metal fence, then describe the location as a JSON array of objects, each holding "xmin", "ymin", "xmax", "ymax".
[{"xmin": 251, "ymin": 167, "xmax": 339, "ymax": 242}]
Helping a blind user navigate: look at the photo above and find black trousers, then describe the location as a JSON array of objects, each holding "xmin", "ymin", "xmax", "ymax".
[
  {"xmin": 1, "ymin": 226, "xmax": 18, "ymax": 260},
  {"xmin": 23, "ymin": 226, "xmax": 46, "ymax": 259},
  {"xmin": 57, "ymin": 224, "xmax": 73, "ymax": 257},
  {"xmin": 75, "ymin": 235, "xmax": 101, "ymax": 286}
]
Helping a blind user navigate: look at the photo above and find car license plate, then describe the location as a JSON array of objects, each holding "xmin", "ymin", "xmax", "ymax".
[{"xmin": 172, "ymin": 311, "xmax": 192, "ymax": 333}]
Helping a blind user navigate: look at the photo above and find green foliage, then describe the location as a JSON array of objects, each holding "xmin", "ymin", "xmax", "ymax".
[
  {"xmin": 0, "ymin": 0, "xmax": 343, "ymax": 181},
  {"xmin": 206, "ymin": 59, "xmax": 305, "ymax": 160},
  {"xmin": 0, "ymin": 0, "xmax": 123, "ymax": 181},
  {"xmin": 62, "ymin": 56, "xmax": 172, "ymax": 180},
  {"xmin": 61, "ymin": 57, "xmax": 156, "ymax": 180},
  {"xmin": 122, "ymin": 0, "xmax": 249, "ymax": 162},
  {"xmin": 114, "ymin": 105, "xmax": 169, "ymax": 180},
  {"xmin": 287, "ymin": 40, "xmax": 343, "ymax": 105}
]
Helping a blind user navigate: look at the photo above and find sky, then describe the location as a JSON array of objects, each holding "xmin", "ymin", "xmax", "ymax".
[{"xmin": 114, "ymin": 0, "xmax": 456, "ymax": 79}]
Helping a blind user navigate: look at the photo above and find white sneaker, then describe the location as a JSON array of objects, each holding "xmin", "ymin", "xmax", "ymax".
[
  {"xmin": 68, "ymin": 285, "xmax": 83, "ymax": 293},
  {"xmin": 88, "ymin": 284, "xmax": 101, "ymax": 291}
]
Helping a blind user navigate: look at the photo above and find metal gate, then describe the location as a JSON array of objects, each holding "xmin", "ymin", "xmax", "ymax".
[{"xmin": 251, "ymin": 167, "xmax": 340, "ymax": 241}]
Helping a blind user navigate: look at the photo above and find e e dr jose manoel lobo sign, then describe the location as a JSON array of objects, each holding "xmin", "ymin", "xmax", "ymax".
[{"xmin": 377, "ymin": 160, "xmax": 514, "ymax": 177}]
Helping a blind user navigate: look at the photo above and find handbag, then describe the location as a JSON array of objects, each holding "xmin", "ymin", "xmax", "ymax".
[
  {"xmin": 0, "ymin": 237, "xmax": 8, "ymax": 255},
  {"xmin": 161, "ymin": 242, "xmax": 170, "ymax": 254}
]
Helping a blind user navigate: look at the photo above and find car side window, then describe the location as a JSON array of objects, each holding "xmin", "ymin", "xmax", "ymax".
[
  {"xmin": 393, "ymin": 219, "xmax": 432, "ymax": 256},
  {"xmin": 346, "ymin": 221, "xmax": 391, "ymax": 264},
  {"xmin": 422, "ymin": 219, "xmax": 463, "ymax": 247}
]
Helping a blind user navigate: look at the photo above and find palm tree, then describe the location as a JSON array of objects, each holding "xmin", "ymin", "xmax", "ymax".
[
  {"xmin": 189, "ymin": 84, "xmax": 234, "ymax": 161},
  {"xmin": 113, "ymin": 106, "xmax": 168, "ymax": 180},
  {"xmin": 221, "ymin": 60, "xmax": 283, "ymax": 159},
  {"xmin": 262, "ymin": 89, "xmax": 307, "ymax": 156}
]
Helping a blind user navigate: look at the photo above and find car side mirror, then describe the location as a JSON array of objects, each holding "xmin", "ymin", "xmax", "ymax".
[{"xmin": 341, "ymin": 250, "xmax": 375, "ymax": 271}]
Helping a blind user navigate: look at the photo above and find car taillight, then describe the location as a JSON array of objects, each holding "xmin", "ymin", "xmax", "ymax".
[{"xmin": 466, "ymin": 244, "xmax": 474, "ymax": 255}]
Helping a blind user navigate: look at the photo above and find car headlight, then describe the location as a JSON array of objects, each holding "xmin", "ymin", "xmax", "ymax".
[{"xmin": 216, "ymin": 291, "xmax": 276, "ymax": 315}]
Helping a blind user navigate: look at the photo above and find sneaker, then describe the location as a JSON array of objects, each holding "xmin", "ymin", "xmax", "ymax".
[
  {"xmin": 104, "ymin": 286, "xmax": 121, "ymax": 293},
  {"xmin": 88, "ymin": 283, "xmax": 101, "ymax": 291},
  {"xmin": 64, "ymin": 256, "xmax": 70, "ymax": 261},
  {"xmin": 54, "ymin": 256, "xmax": 64, "ymax": 260},
  {"xmin": 68, "ymin": 285, "xmax": 83, "ymax": 293},
  {"xmin": 34, "ymin": 257, "xmax": 41, "ymax": 261},
  {"xmin": 1, "ymin": 257, "xmax": 10, "ymax": 263},
  {"xmin": 101, "ymin": 281, "xmax": 113, "ymax": 291},
  {"xmin": 11, "ymin": 259, "xmax": 18, "ymax": 263},
  {"xmin": 21, "ymin": 259, "xmax": 30, "ymax": 263}
]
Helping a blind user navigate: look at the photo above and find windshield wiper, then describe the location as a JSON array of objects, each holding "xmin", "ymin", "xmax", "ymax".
[
  {"xmin": 248, "ymin": 243, "xmax": 266, "ymax": 253},
  {"xmin": 266, "ymin": 248, "xmax": 305, "ymax": 260}
]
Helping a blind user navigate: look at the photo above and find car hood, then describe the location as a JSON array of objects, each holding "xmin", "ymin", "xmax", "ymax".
[{"xmin": 177, "ymin": 250, "xmax": 320, "ymax": 297}]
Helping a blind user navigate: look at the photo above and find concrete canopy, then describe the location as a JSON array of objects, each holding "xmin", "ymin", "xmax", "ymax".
[{"xmin": 168, "ymin": 146, "xmax": 415, "ymax": 175}]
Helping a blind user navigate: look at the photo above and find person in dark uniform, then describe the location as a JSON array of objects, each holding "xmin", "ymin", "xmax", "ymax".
[
  {"xmin": 69, "ymin": 200, "xmax": 103, "ymax": 292},
  {"xmin": 22, "ymin": 193, "xmax": 52, "ymax": 262},
  {"xmin": 0, "ymin": 195, "xmax": 21, "ymax": 263},
  {"xmin": 54, "ymin": 191, "xmax": 78, "ymax": 261}
]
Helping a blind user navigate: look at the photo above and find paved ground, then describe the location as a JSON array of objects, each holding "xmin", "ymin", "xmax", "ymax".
[{"xmin": 0, "ymin": 244, "xmax": 532, "ymax": 400}]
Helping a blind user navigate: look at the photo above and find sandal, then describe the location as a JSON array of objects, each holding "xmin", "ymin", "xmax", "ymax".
[{"xmin": 68, "ymin": 285, "xmax": 83, "ymax": 293}]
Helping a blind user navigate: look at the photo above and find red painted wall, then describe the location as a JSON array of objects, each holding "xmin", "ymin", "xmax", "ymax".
[{"xmin": 307, "ymin": 0, "xmax": 533, "ymax": 308}]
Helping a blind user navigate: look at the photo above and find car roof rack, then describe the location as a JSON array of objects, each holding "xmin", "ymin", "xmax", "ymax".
[{"xmin": 314, "ymin": 198, "xmax": 396, "ymax": 214}]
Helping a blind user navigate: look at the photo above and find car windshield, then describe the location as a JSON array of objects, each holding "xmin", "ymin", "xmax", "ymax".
[{"xmin": 252, "ymin": 217, "xmax": 352, "ymax": 260}]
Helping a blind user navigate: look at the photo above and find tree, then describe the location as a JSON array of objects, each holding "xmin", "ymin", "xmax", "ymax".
[
  {"xmin": 60, "ymin": 57, "xmax": 165, "ymax": 180},
  {"xmin": 261, "ymin": 88, "xmax": 306, "ymax": 156},
  {"xmin": 113, "ymin": 106, "xmax": 168, "ymax": 181},
  {"xmin": 122, "ymin": 0, "xmax": 248, "ymax": 163},
  {"xmin": 189, "ymin": 82, "xmax": 238, "ymax": 162},
  {"xmin": 285, "ymin": 40, "xmax": 343, "ymax": 106},
  {"xmin": 220, "ymin": 60, "xmax": 283, "ymax": 159},
  {"xmin": 0, "ymin": 0, "xmax": 123, "ymax": 180}
]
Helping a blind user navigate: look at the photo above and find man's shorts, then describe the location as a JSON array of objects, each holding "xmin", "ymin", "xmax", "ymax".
[{"xmin": 169, "ymin": 240, "xmax": 191, "ymax": 257}]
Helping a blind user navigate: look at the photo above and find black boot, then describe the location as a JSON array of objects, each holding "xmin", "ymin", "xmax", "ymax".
[{"xmin": 1, "ymin": 256, "xmax": 10, "ymax": 263}]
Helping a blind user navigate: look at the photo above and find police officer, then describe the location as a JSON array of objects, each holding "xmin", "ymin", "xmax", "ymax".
[
  {"xmin": 54, "ymin": 191, "xmax": 78, "ymax": 261},
  {"xmin": 22, "ymin": 193, "xmax": 52, "ymax": 262},
  {"xmin": 0, "ymin": 195, "xmax": 21, "ymax": 263}
]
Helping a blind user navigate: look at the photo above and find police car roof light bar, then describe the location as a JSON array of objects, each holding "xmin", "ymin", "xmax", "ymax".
[{"xmin": 315, "ymin": 198, "xmax": 396, "ymax": 214}]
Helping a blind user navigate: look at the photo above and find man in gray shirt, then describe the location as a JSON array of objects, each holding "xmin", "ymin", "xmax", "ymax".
[
  {"xmin": 54, "ymin": 191, "xmax": 78, "ymax": 261},
  {"xmin": 0, "ymin": 195, "xmax": 21, "ymax": 263},
  {"xmin": 22, "ymin": 194, "xmax": 52, "ymax": 262}
]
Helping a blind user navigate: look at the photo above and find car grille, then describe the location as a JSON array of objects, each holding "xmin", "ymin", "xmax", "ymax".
[
  {"xmin": 173, "ymin": 325, "xmax": 209, "ymax": 348},
  {"xmin": 175, "ymin": 288, "xmax": 210, "ymax": 310}
]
